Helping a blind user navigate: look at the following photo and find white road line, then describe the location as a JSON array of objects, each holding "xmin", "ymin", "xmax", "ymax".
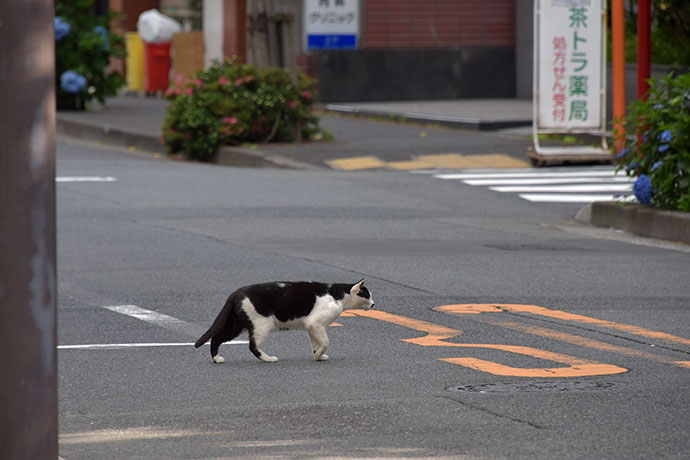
[
  {"xmin": 464, "ymin": 176, "xmax": 631, "ymax": 186},
  {"xmin": 103, "ymin": 304, "xmax": 207, "ymax": 338},
  {"xmin": 56, "ymin": 176, "xmax": 117, "ymax": 182},
  {"xmin": 491, "ymin": 183, "xmax": 633, "ymax": 193},
  {"xmin": 435, "ymin": 170, "xmax": 625, "ymax": 180},
  {"xmin": 58, "ymin": 341, "xmax": 247, "ymax": 350},
  {"xmin": 519, "ymin": 193, "xmax": 630, "ymax": 203}
]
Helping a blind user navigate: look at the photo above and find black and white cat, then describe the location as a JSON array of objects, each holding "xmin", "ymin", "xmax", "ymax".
[{"xmin": 194, "ymin": 279, "xmax": 374, "ymax": 363}]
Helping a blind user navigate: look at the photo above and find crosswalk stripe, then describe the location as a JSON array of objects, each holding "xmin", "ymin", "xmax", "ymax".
[
  {"xmin": 490, "ymin": 183, "xmax": 633, "ymax": 193},
  {"xmin": 464, "ymin": 177, "xmax": 630, "ymax": 186},
  {"xmin": 435, "ymin": 169, "xmax": 623, "ymax": 180},
  {"xmin": 429, "ymin": 166, "xmax": 634, "ymax": 204},
  {"xmin": 519, "ymin": 194, "xmax": 628, "ymax": 203}
]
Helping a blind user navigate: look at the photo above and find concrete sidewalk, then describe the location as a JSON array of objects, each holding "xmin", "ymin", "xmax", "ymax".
[{"xmin": 324, "ymin": 99, "xmax": 532, "ymax": 130}]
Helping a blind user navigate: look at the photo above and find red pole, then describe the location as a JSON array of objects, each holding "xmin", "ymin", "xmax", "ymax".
[
  {"xmin": 637, "ymin": 0, "xmax": 651, "ymax": 99},
  {"xmin": 612, "ymin": 0, "xmax": 626, "ymax": 152}
]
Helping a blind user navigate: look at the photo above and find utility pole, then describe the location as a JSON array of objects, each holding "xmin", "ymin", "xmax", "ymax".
[
  {"xmin": 637, "ymin": 0, "xmax": 651, "ymax": 100},
  {"xmin": 611, "ymin": 0, "xmax": 626, "ymax": 152},
  {"xmin": 0, "ymin": 0, "xmax": 58, "ymax": 459}
]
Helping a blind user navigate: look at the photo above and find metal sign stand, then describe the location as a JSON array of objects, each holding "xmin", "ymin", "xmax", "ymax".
[{"xmin": 529, "ymin": 0, "xmax": 610, "ymax": 167}]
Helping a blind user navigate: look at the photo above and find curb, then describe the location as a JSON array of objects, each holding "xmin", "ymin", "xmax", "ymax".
[
  {"xmin": 322, "ymin": 104, "xmax": 532, "ymax": 131},
  {"xmin": 57, "ymin": 118, "xmax": 166, "ymax": 154},
  {"xmin": 56, "ymin": 117, "xmax": 319, "ymax": 171},
  {"xmin": 215, "ymin": 145, "xmax": 322, "ymax": 171},
  {"xmin": 576, "ymin": 202, "xmax": 690, "ymax": 245}
]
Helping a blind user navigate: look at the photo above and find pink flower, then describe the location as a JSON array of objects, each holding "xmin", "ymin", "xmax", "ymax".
[
  {"xmin": 244, "ymin": 75, "xmax": 255, "ymax": 83},
  {"xmin": 186, "ymin": 87, "xmax": 193, "ymax": 95},
  {"xmin": 288, "ymin": 100, "xmax": 297, "ymax": 109},
  {"xmin": 235, "ymin": 78, "xmax": 244, "ymax": 86},
  {"xmin": 193, "ymin": 78, "xmax": 203, "ymax": 86},
  {"xmin": 173, "ymin": 74, "xmax": 188, "ymax": 87},
  {"xmin": 219, "ymin": 77, "xmax": 230, "ymax": 85},
  {"xmin": 222, "ymin": 116, "xmax": 238, "ymax": 125},
  {"xmin": 301, "ymin": 90, "xmax": 312, "ymax": 99}
]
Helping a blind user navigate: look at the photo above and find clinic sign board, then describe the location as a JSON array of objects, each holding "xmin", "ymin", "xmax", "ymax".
[
  {"xmin": 535, "ymin": 0, "xmax": 605, "ymax": 130},
  {"xmin": 304, "ymin": 0, "xmax": 359, "ymax": 51}
]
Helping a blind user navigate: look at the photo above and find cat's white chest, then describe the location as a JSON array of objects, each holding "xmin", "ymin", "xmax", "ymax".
[{"xmin": 308, "ymin": 294, "xmax": 343, "ymax": 326}]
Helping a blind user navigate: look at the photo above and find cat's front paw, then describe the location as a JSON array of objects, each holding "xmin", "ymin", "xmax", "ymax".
[
  {"xmin": 316, "ymin": 354, "xmax": 329, "ymax": 361},
  {"xmin": 212, "ymin": 355, "xmax": 225, "ymax": 364},
  {"xmin": 261, "ymin": 355, "xmax": 279, "ymax": 363}
]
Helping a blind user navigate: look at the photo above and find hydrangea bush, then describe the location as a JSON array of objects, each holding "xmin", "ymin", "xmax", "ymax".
[
  {"xmin": 615, "ymin": 73, "xmax": 690, "ymax": 211},
  {"xmin": 162, "ymin": 58, "xmax": 325, "ymax": 162},
  {"xmin": 55, "ymin": 0, "xmax": 125, "ymax": 109}
]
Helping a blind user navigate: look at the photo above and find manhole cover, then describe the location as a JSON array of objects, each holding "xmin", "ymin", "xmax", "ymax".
[{"xmin": 447, "ymin": 380, "xmax": 621, "ymax": 394}]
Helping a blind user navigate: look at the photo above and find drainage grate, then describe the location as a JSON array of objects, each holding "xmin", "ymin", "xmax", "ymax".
[{"xmin": 447, "ymin": 380, "xmax": 621, "ymax": 394}]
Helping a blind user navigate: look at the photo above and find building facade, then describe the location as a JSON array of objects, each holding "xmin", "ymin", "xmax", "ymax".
[{"xmin": 112, "ymin": 0, "xmax": 533, "ymax": 102}]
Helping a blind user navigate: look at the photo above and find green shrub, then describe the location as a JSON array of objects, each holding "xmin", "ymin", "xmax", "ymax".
[
  {"xmin": 615, "ymin": 73, "xmax": 690, "ymax": 211},
  {"xmin": 162, "ymin": 58, "xmax": 324, "ymax": 162},
  {"xmin": 55, "ymin": 0, "xmax": 126, "ymax": 109}
]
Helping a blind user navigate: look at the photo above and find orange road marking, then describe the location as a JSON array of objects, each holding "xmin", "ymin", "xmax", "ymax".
[
  {"xmin": 345, "ymin": 309, "xmax": 627, "ymax": 377},
  {"xmin": 440, "ymin": 344, "xmax": 626, "ymax": 378},
  {"xmin": 348, "ymin": 310, "xmax": 462, "ymax": 346},
  {"xmin": 435, "ymin": 304, "xmax": 690, "ymax": 347},
  {"xmin": 488, "ymin": 320, "xmax": 690, "ymax": 369}
]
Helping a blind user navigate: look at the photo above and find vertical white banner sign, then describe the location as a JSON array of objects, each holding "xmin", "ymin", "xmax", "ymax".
[{"xmin": 537, "ymin": 0, "xmax": 602, "ymax": 129}]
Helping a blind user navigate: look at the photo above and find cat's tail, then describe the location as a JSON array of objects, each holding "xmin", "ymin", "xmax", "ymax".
[
  {"xmin": 194, "ymin": 327, "xmax": 215, "ymax": 348},
  {"xmin": 194, "ymin": 296, "xmax": 235, "ymax": 348}
]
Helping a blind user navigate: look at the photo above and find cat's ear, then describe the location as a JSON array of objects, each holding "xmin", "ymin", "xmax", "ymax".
[{"xmin": 351, "ymin": 278, "xmax": 365, "ymax": 295}]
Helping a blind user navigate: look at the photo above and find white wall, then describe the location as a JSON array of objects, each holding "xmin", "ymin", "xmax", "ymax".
[{"xmin": 203, "ymin": 0, "xmax": 223, "ymax": 68}]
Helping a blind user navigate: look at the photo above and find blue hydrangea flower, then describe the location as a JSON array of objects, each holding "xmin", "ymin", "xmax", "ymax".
[
  {"xmin": 626, "ymin": 161, "xmax": 640, "ymax": 173},
  {"xmin": 633, "ymin": 174, "xmax": 653, "ymax": 205},
  {"xmin": 55, "ymin": 17, "xmax": 71, "ymax": 41},
  {"xmin": 93, "ymin": 25, "xmax": 110, "ymax": 50},
  {"xmin": 653, "ymin": 104, "xmax": 664, "ymax": 110},
  {"xmin": 60, "ymin": 70, "xmax": 87, "ymax": 94},
  {"xmin": 613, "ymin": 147, "xmax": 631, "ymax": 160},
  {"xmin": 651, "ymin": 161, "xmax": 664, "ymax": 171},
  {"xmin": 658, "ymin": 130, "xmax": 672, "ymax": 143},
  {"xmin": 658, "ymin": 144, "xmax": 670, "ymax": 153}
]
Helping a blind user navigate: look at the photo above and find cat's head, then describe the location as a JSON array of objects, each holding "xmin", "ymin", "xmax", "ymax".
[{"xmin": 346, "ymin": 279, "xmax": 374, "ymax": 310}]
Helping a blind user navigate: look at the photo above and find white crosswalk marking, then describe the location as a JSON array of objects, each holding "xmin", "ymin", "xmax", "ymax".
[{"xmin": 431, "ymin": 166, "xmax": 635, "ymax": 204}]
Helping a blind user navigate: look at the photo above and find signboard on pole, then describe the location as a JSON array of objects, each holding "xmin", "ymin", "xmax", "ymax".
[
  {"xmin": 304, "ymin": 0, "xmax": 359, "ymax": 51},
  {"xmin": 531, "ymin": 0, "xmax": 610, "ymax": 165}
]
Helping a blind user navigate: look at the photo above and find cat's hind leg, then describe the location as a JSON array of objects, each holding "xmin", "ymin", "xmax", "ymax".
[
  {"xmin": 209, "ymin": 323, "xmax": 243, "ymax": 364},
  {"xmin": 248, "ymin": 324, "xmax": 278, "ymax": 363},
  {"xmin": 308, "ymin": 326, "xmax": 329, "ymax": 361}
]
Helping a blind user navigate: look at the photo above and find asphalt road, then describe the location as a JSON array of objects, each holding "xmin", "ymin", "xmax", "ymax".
[{"xmin": 57, "ymin": 137, "xmax": 690, "ymax": 460}]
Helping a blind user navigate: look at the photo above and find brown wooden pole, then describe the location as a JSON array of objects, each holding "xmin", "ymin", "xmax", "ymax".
[{"xmin": 0, "ymin": 0, "xmax": 58, "ymax": 458}]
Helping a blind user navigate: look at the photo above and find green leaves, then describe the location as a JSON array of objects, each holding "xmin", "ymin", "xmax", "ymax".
[
  {"xmin": 617, "ymin": 73, "xmax": 690, "ymax": 211},
  {"xmin": 55, "ymin": 0, "xmax": 125, "ymax": 106},
  {"xmin": 161, "ymin": 58, "xmax": 325, "ymax": 161}
]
